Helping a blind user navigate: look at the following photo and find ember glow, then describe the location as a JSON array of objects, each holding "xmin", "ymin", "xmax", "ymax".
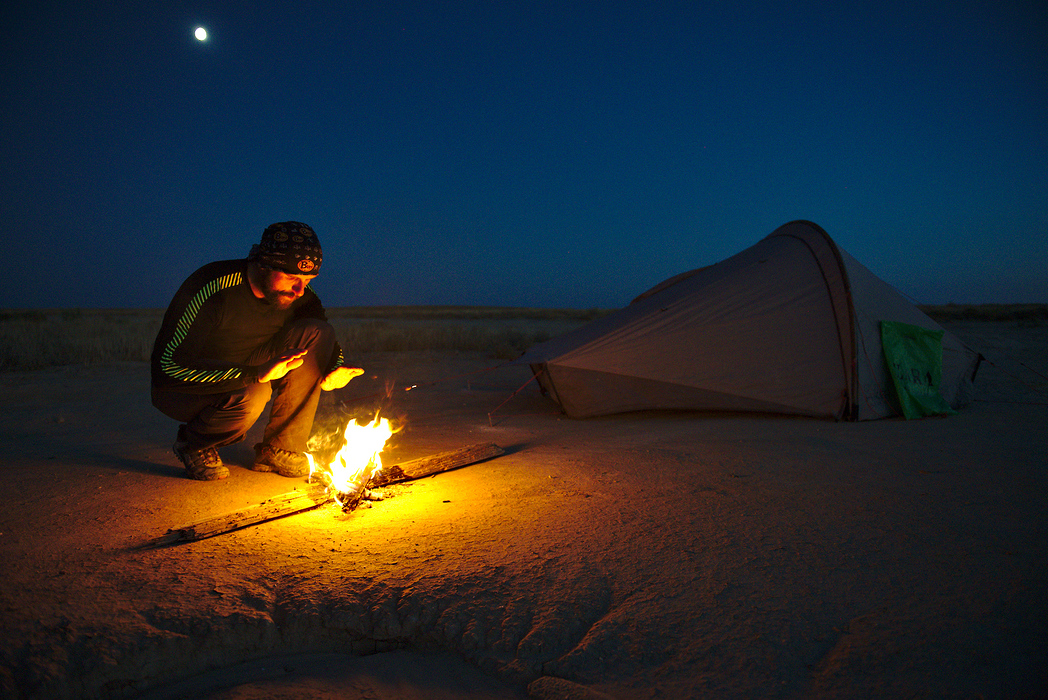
[{"xmin": 307, "ymin": 414, "xmax": 394, "ymax": 505}]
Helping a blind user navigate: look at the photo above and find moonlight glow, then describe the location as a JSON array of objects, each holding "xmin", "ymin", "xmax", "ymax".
[{"xmin": 194, "ymin": 27, "xmax": 207, "ymax": 41}]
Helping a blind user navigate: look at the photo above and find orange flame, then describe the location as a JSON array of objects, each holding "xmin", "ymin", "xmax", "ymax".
[{"xmin": 307, "ymin": 414, "xmax": 394, "ymax": 503}]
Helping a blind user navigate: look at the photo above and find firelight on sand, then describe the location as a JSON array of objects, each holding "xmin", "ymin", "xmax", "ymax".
[{"xmin": 307, "ymin": 414, "xmax": 394, "ymax": 505}]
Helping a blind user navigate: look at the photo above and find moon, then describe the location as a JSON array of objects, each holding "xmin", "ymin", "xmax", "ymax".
[{"xmin": 194, "ymin": 27, "xmax": 207, "ymax": 41}]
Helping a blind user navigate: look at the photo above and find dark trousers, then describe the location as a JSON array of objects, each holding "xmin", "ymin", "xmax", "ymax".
[{"xmin": 152, "ymin": 318, "xmax": 336, "ymax": 454}]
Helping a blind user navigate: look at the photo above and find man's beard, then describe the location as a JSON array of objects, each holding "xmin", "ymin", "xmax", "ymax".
[{"xmin": 261, "ymin": 288, "xmax": 297, "ymax": 309}]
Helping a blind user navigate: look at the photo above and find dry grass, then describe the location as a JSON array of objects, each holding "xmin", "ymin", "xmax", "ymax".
[
  {"xmin": 918, "ymin": 303, "xmax": 1048, "ymax": 322},
  {"xmin": 2, "ymin": 304, "xmax": 1042, "ymax": 372},
  {"xmin": 0, "ymin": 309, "xmax": 161, "ymax": 371},
  {"xmin": 325, "ymin": 306, "xmax": 607, "ymax": 321},
  {"xmin": 0, "ymin": 307, "xmax": 608, "ymax": 371}
]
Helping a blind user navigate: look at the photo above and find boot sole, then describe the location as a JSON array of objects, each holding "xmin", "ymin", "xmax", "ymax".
[
  {"xmin": 253, "ymin": 461, "xmax": 308, "ymax": 478},
  {"xmin": 187, "ymin": 466, "xmax": 230, "ymax": 481}
]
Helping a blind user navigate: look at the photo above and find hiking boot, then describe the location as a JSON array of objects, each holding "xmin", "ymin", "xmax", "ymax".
[
  {"xmin": 173, "ymin": 438, "xmax": 229, "ymax": 481},
  {"xmin": 252, "ymin": 443, "xmax": 310, "ymax": 478}
]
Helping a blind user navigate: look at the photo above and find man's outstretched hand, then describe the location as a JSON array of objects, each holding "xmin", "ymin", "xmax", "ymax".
[
  {"xmin": 321, "ymin": 366, "xmax": 365, "ymax": 391},
  {"xmin": 259, "ymin": 348, "xmax": 309, "ymax": 383}
]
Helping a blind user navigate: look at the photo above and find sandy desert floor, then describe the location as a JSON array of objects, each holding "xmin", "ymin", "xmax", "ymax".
[{"xmin": 1, "ymin": 319, "xmax": 1046, "ymax": 699}]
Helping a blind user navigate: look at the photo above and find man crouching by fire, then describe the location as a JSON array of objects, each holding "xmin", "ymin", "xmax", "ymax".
[{"xmin": 150, "ymin": 221, "xmax": 363, "ymax": 480}]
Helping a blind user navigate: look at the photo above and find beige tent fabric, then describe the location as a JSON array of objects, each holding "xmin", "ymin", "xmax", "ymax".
[
  {"xmin": 838, "ymin": 245, "xmax": 978, "ymax": 418},
  {"xmin": 518, "ymin": 221, "xmax": 980, "ymax": 420}
]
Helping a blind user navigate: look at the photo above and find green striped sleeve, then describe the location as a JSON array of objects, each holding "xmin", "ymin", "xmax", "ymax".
[{"xmin": 158, "ymin": 271, "xmax": 245, "ymax": 384}]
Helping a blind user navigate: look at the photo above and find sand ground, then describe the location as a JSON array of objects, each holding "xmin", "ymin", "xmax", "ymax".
[{"xmin": 1, "ymin": 320, "xmax": 1046, "ymax": 699}]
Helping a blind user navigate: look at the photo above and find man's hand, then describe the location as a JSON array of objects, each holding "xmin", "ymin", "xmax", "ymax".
[
  {"xmin": 321, "ymin": 366, "xmax": 365, "ymax": 391},
  {"xmin": 259, "ymin": 348, "xmax": 309, "ymax": 383}
]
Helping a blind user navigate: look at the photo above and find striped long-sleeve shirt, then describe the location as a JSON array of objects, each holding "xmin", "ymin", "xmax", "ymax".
[{"xmin": 150, "ymin": 259, "xmax": 343, "ymax": 394}]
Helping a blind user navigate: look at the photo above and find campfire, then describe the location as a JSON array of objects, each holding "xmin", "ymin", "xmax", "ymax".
[
  {"xmin": 141, "ymin": 408, "xmax": 505, "ymax": 547},
  {"xmin": 306, "ymin": 412, "xmax": 395, "ymax": 510}
]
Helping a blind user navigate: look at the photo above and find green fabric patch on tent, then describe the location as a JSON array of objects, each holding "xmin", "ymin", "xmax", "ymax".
[{"xmin": 880, "ymin": 321, "xmax": 956, "ymax": 419}]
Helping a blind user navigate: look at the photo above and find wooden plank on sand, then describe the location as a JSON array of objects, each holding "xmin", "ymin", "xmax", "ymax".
[
  {"xmin": 371, "ymin": 442, "xmax": 505, "ymax": 486},
  {"xmin": 139, "ymin": 488, "xmax": 332, "ymax": 548}
]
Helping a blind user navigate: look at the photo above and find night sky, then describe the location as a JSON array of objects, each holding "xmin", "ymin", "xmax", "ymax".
[{"xmin": 3, "ymin": 1, "xmax": 1046, "ymax": 310}]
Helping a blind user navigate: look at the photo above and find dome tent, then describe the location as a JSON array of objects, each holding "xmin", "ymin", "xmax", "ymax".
[{"xmin": 516, "ymin": 221, "xmax": 980, "ymax": 420}]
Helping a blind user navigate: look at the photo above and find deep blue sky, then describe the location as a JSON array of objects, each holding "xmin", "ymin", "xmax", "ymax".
[{"xmin": 3, "ymin": 1, "xmax": 1046, "ymax": 309}]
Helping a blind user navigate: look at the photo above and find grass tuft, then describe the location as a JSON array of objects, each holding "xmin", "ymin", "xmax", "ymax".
[{"xmin": 0, "ymin": 307, "xmax": 604, "ymax": 371}]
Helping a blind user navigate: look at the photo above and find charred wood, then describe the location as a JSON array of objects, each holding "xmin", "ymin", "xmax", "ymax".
[{"xmin": 372, "ymin": 443, "xmax": 505, "ymax": 486}]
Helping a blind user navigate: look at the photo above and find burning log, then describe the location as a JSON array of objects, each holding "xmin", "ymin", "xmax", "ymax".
[
  {"xmin": 310, "ymin": 464, "xmax": 381, "ymax": 512},
  {"xmin": 318, "ymin": 442, "xmax": 506, "ymax": 511},
  {"xmin": 307, "ymin": 414, "xmax": 393, "ymax": 510}
]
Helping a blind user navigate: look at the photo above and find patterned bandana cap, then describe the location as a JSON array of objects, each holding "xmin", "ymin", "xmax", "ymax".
[{"xmin": 257, "ymin": 222, "xmax": 322, "ymax": 275}]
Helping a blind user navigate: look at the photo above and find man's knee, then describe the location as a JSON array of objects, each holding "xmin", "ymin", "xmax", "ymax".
[
  {"xmin": 196, "ymin": 382, "xmax": 271, "ymax": 432},
  {"xmin": 154, "ymin": 382, "xmax": 272, "ymax": 448},
  {"xmin": 228, "ymin": 382, "xmax": 271, "ymax": 421},
  {"xmin": 285, "ymin": 318, "xmax": 335, "ymax": 350},
  {"xmin": 282, "ymin": 319, "xmax": 337, "ymax": 373}
]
